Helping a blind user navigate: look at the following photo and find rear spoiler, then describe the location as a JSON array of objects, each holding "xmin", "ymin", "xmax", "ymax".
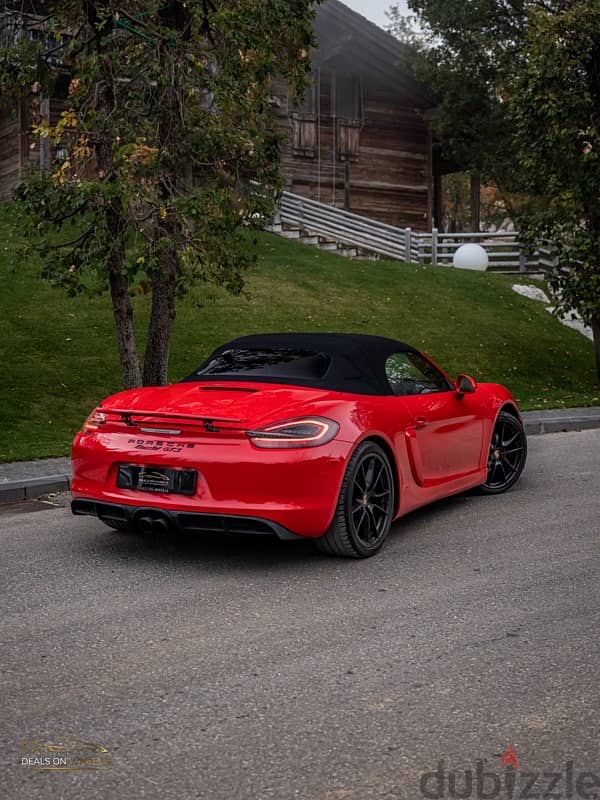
[{"xmin": 101, "ymin": 408, "xmax": 246, "ymax": 433}]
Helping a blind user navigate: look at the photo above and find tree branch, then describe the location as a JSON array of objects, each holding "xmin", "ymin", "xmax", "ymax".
[{"xmin": 47, "ymin": 224, "xmax": 94, "ymax": 250}]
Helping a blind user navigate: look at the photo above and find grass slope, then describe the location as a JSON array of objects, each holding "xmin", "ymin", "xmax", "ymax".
[{"xmin": 1, "ymin": 209, "xmax": 598, "ymax": 462}]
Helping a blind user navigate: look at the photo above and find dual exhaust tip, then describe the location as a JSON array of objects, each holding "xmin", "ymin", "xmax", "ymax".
[{"xmin": 135, "ymin": 513, "xmax": 172, "ymax": 536}]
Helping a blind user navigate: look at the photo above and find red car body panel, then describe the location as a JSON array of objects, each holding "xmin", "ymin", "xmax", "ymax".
[{"xmin": 71, "ymin": 370, "xmax": 519, "ymax": 538}]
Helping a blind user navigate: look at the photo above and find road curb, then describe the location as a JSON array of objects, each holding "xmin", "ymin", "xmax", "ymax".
[
  {"xmin": 0, "ymin": 475, "xmax": 70, "ymax": 504},
  {"xmin": 523, "ymin": 410, "xmax": 600, "ymax": 436},
  {"xmin": 524, "ymin": 418, "xmax": 600, "ymax": 435}
]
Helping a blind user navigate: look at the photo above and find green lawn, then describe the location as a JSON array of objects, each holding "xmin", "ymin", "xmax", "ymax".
[{"xmin": 1, "ymin": 207, "xmax": 598, "ymax": 462}]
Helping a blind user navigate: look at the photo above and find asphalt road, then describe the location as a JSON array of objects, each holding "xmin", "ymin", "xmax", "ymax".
[{"xmin": 1, "ymin": 430, "xmax": 600, "ymax": 800}]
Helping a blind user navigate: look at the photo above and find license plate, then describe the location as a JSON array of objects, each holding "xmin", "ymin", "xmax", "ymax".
[{"xmin": 117, "ymin": 465, "xmax": 197, "ymax": 496}]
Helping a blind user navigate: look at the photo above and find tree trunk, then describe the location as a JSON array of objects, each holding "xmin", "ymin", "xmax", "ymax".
[
  {"xmin": 97, "ymin": 172, "xmax": 141, "ymax": 387},
  {"xmin": 142, "ymin": 248, "xmax": 178, "ymax": 386},
  {"xmin": 108, "ymin": 235, "xmax": 142, "ymax": 389},
  {"xmin": 592, "ymin": 314, "xmax": 600, "ymax": 382},
  {"xmin": 141, "ymin": 42, "xmax": 182, "ymax": 388},
  {"xmin": 470, "ymin": 172, "xmax": 481, "ymax": 233},
  {"xmin": 91, "ymin": 17, "xmax": 142, "ymax": 390}
]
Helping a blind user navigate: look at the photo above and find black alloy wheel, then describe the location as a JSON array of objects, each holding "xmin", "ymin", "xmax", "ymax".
[
  {"xmin": 480, "ymin": 410, "xmax": 527, "ymax": 494},
  {"xmin": 315, "ymin": 441, "xmax": 395, "ymax": 558}
]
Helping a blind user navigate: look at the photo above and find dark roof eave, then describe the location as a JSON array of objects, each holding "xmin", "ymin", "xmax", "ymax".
[{"xmin": 313, "ymin": 0, "xmax": 433, "ymax": 108}]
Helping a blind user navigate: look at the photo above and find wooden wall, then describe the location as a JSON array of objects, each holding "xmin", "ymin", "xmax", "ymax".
[
  {"xmin": 0, "ymin": 96, "xmax": 68, "ymax": 199},
  {"xmin": 275, "ymin": 73, "xmax": 431, "ymax": 231},
  {"xmin": 2, "ymin": 73, "xmax": 431, "ymax": 233},
  {"xmin": 0, "ymin": 103, "xmax": 22, "ymax": 201}
]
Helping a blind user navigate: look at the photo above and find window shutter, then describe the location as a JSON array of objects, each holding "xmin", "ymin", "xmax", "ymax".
[
  {"xmin": 337, "ymin": 119, "xmax": 361, "ymax": 162},
  {"xmin": 291, "ymin": 113, "xmax": 317, "ymax": 158}
]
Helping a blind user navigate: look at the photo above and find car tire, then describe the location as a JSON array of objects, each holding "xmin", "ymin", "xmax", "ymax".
[
  {"xmin": 315, "ymin": 441, "xmax": 395, "ymax": 558},
  {"xmin": 479, "ymin": 410, "xmax": 527, "ymax": 495}
]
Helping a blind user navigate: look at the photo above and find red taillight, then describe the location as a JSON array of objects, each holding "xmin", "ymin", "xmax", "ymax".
[
  {"xmin": 82, "ymin": 408, "xmax": 106, "ymax": 432},
  {"xmin": 245, "ymin": 417, "xmax": 339, "ymax": 449},
  {"xmin": 82, "ymin": 408, "xmax": 122, "ymax": 432}
]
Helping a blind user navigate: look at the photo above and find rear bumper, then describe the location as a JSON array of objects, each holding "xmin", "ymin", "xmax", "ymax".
[
  {"xmin": 71, "ymin": 433, "xmax": 352, "ymax": 537},
  {"xmin": 71, "ymin": 498, "xmax": 302, "ymax": 540}
]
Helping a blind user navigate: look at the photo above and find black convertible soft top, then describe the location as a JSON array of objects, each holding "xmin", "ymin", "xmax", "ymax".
[{"xmin": 183, "ymin": 333, "xmax": 419, "ymax": 395}]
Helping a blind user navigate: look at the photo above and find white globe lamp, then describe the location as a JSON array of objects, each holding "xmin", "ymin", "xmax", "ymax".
[{"xmin": 453, "ymin": 243, "xmax": 489, "ymax": 271}]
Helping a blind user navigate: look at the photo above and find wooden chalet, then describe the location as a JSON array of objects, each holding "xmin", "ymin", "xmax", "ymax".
[
  {"xmin": 273, "ymin": 0, "xmax": 436, "ymax": 231},
  {"xmin": 0, "ymin": 3, "xmax": 70, "ymax": 201},
  {"xmin": 0, "ymin": 0, "xmax": 440, "ymax": 231}
]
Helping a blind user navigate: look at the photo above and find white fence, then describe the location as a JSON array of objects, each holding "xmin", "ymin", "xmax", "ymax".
[{"xmin": 278, "ymin": 191, "xmax": 557, "ymax": 273}]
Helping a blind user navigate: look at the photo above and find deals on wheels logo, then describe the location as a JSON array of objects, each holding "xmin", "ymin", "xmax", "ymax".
[
  {"xmin": 20, "ymin": 737, "xmax": 112, "ymax": 771},
  {"xmin": 419, "ymin": 746, "xmax": 600, "ymax": 799}
]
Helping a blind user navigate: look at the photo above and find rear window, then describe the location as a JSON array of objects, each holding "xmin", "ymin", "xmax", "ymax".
[{"xmin": 189, "ymin": 348, "xmax": 332, "ymax": 381}]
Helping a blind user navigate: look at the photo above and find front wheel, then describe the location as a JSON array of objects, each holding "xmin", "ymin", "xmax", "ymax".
[
  {"xmin": 315, "ymin": 441, "xmax": 395, "ymax": 558},
  {"xmin": 479, "ymin": 410, "xmax": 527, "ymax": 494}
]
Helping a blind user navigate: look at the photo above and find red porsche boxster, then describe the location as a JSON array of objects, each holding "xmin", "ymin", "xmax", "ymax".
[{"xmin": 71, "ymin": 333, "xmax": 527, "ymax": 557}]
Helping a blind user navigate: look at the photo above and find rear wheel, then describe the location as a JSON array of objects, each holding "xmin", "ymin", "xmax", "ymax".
[
  {"xmin": 479, "ymin": 410, "xmax": 527, "ymax": 494},
  {"xmin": 315, "ymin": 441, "xmax": 395, "ymax": 558}
]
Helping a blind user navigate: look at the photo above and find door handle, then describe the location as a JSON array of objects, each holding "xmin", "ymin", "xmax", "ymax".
[{"xmin": 415, "ymin": 416, "xmax": 427, "ymax": 429}]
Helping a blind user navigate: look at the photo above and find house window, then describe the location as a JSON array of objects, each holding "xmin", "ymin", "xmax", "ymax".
[
  {"xmin": 291, "ymin": 79, "xmax": 317, "ymax": 158},
  {"xmin": 56, "ymin": 143, "xmax": 69, "ymax": 162},
  {"xmin": 335, "ymin": 74, "xmax": 362, "ymax": 121},
  {"xmin": 296, "ymin": 81, "xmax": 316, "ymax": 115},
  {"xmin": 0, "ymin": 11, "xmax": 21, "ymax": 47},
  {"xmin": 335, "ymin": 74, "xmax": 362, "ymax": 162}
]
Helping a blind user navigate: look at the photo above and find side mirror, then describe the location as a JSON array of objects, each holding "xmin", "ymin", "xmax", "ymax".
[{"xmin": 455, "ymin": 374, "xmax": 477, "ymax": 398}]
